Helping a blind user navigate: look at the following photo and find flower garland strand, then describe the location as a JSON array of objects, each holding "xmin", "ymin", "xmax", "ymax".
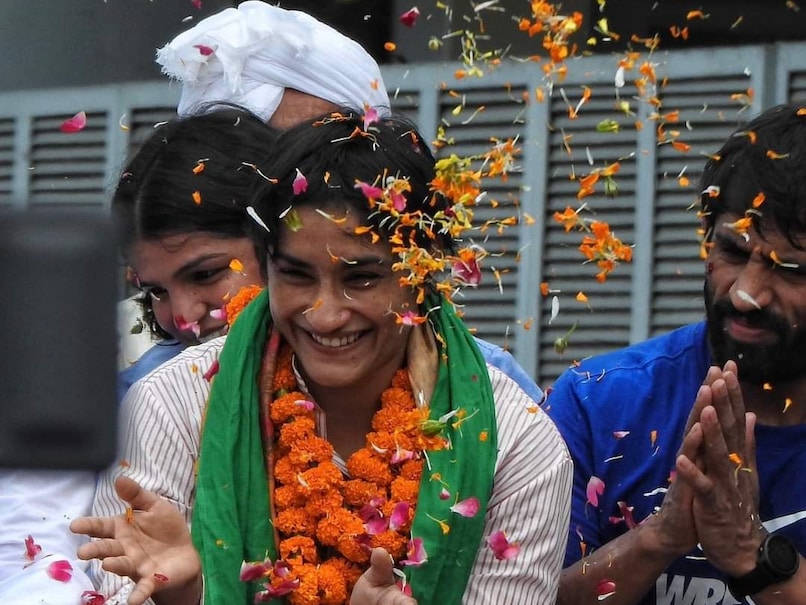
[{"xmin": 240, "ymin": 344, "xmax": 446, "ymax": 604}]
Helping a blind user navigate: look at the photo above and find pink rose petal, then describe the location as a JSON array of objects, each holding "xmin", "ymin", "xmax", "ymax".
[
  {"xmin": 355, "ymin": 180, "xmax": 383, "ymax": 200},
  {"xmin": 47, "ymin": 560, "xmax": 73, "ymax": 582},
  {"xmin": 60, "ymin": 111, "xmax": 87, "ymax": 134},
  {"xmin": 239, "ymin": 559, "xmax": 271, "ymax": 582},
  {"xmin": 389, "ymin": 501, "xmax": 411, "ymax": 531},
  {"xmin": 586, "ymin": 475, "xmax": 605, "ymax": 507},
  {"xmin": 399, "ymin": 7, "xmax": 420, "ymax": 28},
  {"xmin": 24, "ymin": 535, "xmax": 42, "ymax": 561},
  {"xmin": 292, "ymin": 168, "xmax": 308, "ymax": 195},
  {"xmin": 400, "ymin": 537, "xmax": 427, "ymax": 566},
  {"xmin": 450, "ymin": 496, "xmax": 481, "ymax": 518},
  {"xmin": 193, "ymin": 44, "xmax": 215, "ymax": 56},
  {"xmin": 81, "ymin": 591, "xmax": 107, "ymax": 605},
  {"xmin": 487, "ymin": 530, "xmax": 521, "ymax": 560}
]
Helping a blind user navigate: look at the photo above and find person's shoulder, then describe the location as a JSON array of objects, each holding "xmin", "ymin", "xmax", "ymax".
[
  {"xmin": 128, "ymin": 336, "xmax": 226, "ymax": 398},
  {"xmin": 559, "ymin": 322, "xmax": 708, "ymax": 383},
  {"xmin": 487, "ymin": 365, "xmax": 565, "ymax": 446}
]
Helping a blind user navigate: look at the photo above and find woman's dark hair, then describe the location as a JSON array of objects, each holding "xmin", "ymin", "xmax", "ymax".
[
  {"xmin": 114, "ymin": 105, "xmax": 277, "ymax": 336},
  {"xmin": 700, "ymin": 103, "xmax": 806, "ymax": 248},
  {"xmin": 249, "ymin": 110, "xmax": 453, "ymax": 269}
]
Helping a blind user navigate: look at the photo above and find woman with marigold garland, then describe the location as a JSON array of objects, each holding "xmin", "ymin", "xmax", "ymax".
[{"xmin": 72, "ymin": 111, "xmax": 572, "ymax": 605}]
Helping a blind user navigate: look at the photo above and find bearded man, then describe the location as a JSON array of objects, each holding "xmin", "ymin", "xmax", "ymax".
[{"xmin": 548, "ymin": 103, "xmax": 806, "ymax": 605}]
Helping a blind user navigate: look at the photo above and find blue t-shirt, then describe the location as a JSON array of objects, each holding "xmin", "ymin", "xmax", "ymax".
[
  {"xmin": 118, "ymin": 337, "xmax": 543, "ymax": 404},
  {"xmin": 548, "ymin": 322, "xmax": 806, "ymax": 605}
]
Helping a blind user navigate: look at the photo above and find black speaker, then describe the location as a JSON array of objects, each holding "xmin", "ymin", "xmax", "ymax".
[{"xmin": 0, "ymin": 207, "xmax": 117, "ymax": 470}]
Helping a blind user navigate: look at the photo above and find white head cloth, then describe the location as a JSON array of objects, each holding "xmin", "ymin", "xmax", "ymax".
[{"xmin": 156, "ymin": 1, "xmax": 391, "ymax": 121}]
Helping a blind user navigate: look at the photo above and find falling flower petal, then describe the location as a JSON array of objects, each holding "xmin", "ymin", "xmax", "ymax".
[
  {"xmin": 399, "ymin": 7, "xmax": 420, "ymax": 27},
  {"xmin": 24, "ymin": 535, "xmax": 41, "ymax": 561},
  {"xmin": 389, "ymin": 502, "xmax": 411, "ymax": 530},
  {"xmin": 229, "ymin": 258, "xmax": 245, "ymax": 273},
  {"xmin": 400, "ymin": 537, "xmax": 428, "ymax": 566},
  {"xmin": 450, "ymin": 496, "xmax": 481, "ymax": 518},
  {"xmin": 355, "ymin": 181, "xmax": 384, "ymax": 200},
  {"xmin": 81, "ymin": 591, "xmax": 107, "ymax": 605},
  {"xmin": 255, "ymin": 578, "xmax": 300, "ymax": 600},
  {"xmin": 294, "ymin": 399, "xmax": 315, "ymax": 411},
  {"xmin": 596, "ymin": 580, "xmax": 617, "ymax": 600},
  {"xmin": 47, "ymin": 560, "xmax": 73, "ymax": 582},
  {"xmin": 194, "ymin": 44, "xmax": 215, "ymax": 56},
  {"xmin": 612, "ymin": 430, "xmax": 630, "ymax": 439},
  {"xmin": 451, "ymin": 256, "xmax": 481, "ymax": 287},
  {"xmin": 175, "ymin": 315, "xmax": 201, "ymax": 337},
  {"xmin": 60, "ymin": 111, "xmax": 87, "ymax": 133},
  {"xmin": 203, "ymin": 360, "xmax": 220, "ymax": 382},
  {"xmin": 192, "ymin": 190, "xmax": 202, "ymax": 205},
  {"xmin": 363, "ymin": 105, "xmax": 380, "ymax": 129},
  {"xmin": 191, "ymin": 0, "xmax": 202, "ymax": 8},
  {"xmin": 292, "ymin": 168, "xmax": 308, "ymax": 195},
  {"xmin": 487, "ymin": 530, "xmax": 521, "ymax": 560},
  {"xmin": 586, "ymin": 476, "xmax": 605, "ymax": 507},
  {"xmin": 238, "ymin": 559, "xmax": 272, "ymax": 582},
  {"xmin": 735, "ymin": 289, "xmax": 761, "ymax": 310},
  {"xmin": 246, "ymin": 206, "xmax": 270, "ymax": 233},
  {"xmin": 209, "ymin": 306, "xmax": 226, "ymax": 321}
]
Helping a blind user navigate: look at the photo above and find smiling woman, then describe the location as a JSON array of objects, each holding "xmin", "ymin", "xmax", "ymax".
[
  {"xmin": 74, "ymin": 111, "xmax": 572, "ymax": 605},
  {"xmin": 113, "ymin": 107, "xmax": 276, "ymax": 400}
]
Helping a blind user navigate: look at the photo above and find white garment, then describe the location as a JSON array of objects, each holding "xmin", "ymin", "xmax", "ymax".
[
  {"xmin": 92, "ymin": 337, "xmax": 572, "ymax": 604},
  {"xmin": 156, "ymin": 1, "xmax": 391, "ymax": 121},
  {"xmin": 0, "ymin": 470, "xmax": 96, "ymax": 604}
]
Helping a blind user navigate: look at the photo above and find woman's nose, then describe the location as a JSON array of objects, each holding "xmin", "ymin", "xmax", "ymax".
[
  {"xmin": 169, "ymin": 289, "xmax": 208, "ymax": 330},
  {"xmin": 304, "ymin": 285, "xmax": 350, "ymax": 333}
]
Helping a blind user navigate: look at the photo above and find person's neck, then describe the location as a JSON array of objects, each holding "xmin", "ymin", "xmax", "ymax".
[
  {"xmin": 741, "ymin": 377, "xmax": 806, "ymax": 426},
  {"xmin": 307, "ymin": 365, "xmax": 402, "ymax": 459}
]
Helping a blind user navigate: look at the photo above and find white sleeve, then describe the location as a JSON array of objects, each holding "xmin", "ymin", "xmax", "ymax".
[
  {"xmin": 462, "ymin": 366, "xmax": 573, "ymax": 605},
  {"xmin": 0, "ymin": 469, "xmax": 96, "ymax": 605},
  {"xmin": 90, "ymin": 343, "xmax": 216, "ymax": 601}
]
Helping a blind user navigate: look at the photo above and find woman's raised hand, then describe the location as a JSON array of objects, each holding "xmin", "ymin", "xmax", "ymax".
[{"xmin": 70, "ymin": 476, "xmax": 202, "ymax": 605}]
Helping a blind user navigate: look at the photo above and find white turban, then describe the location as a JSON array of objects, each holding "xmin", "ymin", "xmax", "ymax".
[{"xmin": 155, "ymin": 1, "xmax": 390, "ymax": 121}]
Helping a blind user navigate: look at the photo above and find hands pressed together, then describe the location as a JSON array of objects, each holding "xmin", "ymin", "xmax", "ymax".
[{"xmin": 658, "ymin": 360, "xmax": 765, "ymax": 578}]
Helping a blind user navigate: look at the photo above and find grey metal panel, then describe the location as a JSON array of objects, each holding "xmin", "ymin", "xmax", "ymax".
[{"xmin": 2, "ymin": 43, "xmax": 806, "ymax": 387}]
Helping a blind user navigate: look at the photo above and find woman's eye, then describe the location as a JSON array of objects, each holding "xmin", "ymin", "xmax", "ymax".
[
  {"xmin": 348, "ymin": 273, "xmax": 381, "ymax": 287},
  {"xmin": 146, "ymin": 287, "xmax": 168, "ymax": 302},
  {"xmin": 192, "ymin": 268, "xmax": 226, "ymax": 283},
  {"xmin": 278, "ymin": 267, "xmax": 311, "ymax": 281}
]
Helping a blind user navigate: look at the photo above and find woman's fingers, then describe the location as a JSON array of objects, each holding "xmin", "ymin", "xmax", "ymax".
[{"xmin": 115, "ymin": 475, "xmax": 161, "ymax": 511}]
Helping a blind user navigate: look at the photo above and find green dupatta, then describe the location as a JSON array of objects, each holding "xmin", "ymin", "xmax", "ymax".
[{"xmin": 192, "ymin": 289, "xmax": 498, "ymax": 604}]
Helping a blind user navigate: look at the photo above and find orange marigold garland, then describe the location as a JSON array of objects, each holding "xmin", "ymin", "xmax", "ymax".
[
  {"xmin": 225, "ymin": 284, "xmax": 265, "ymax": 326},
  {"xmin": 240, "ymin": 345, "xmax": 446, "ymax": 604}
]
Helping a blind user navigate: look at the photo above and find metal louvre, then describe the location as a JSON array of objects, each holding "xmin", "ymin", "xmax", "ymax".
[
  {"xmin": 538, "ymin": 80, "xmax": 639, "ymax": 384},
  {"xmin": 650, "ymin": 75, "xmax": 753, "ymax": 336},
  {"xmin": 28, "ymin": 111, "xmax": 108, "ymax": 209},
  {"xmin": 124, "ymin": 106, "xmax": 178, "ymax": 164},
  {"xmin": 432, "ymin": 84, "xmax": 528, "ymax": 351},
  {"xmin": 0, "ymin": 118, "xmax": 13, "ymax": 205},
  {"xmin": 1, "ymin": 42, "xmax": 806, "ymax": 385}
]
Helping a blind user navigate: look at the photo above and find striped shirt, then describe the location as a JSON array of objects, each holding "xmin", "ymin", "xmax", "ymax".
[{"xmin": 92, "ymin": 336, "xmax": 572, "ymax": 604}]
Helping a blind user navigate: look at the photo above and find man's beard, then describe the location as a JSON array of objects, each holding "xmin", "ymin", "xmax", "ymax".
[{"xmin": 704, "ymin": 280, "xmax": 806, "ymax": 384}]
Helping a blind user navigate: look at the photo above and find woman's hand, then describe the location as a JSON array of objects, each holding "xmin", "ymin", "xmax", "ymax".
[
  {"xmin": 350, "ymin": 548, "xmax": 418, "ymax": 605},
  {"xmin": 70, "ymin": 476, "xmax": 202, "ymax": 605}
]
